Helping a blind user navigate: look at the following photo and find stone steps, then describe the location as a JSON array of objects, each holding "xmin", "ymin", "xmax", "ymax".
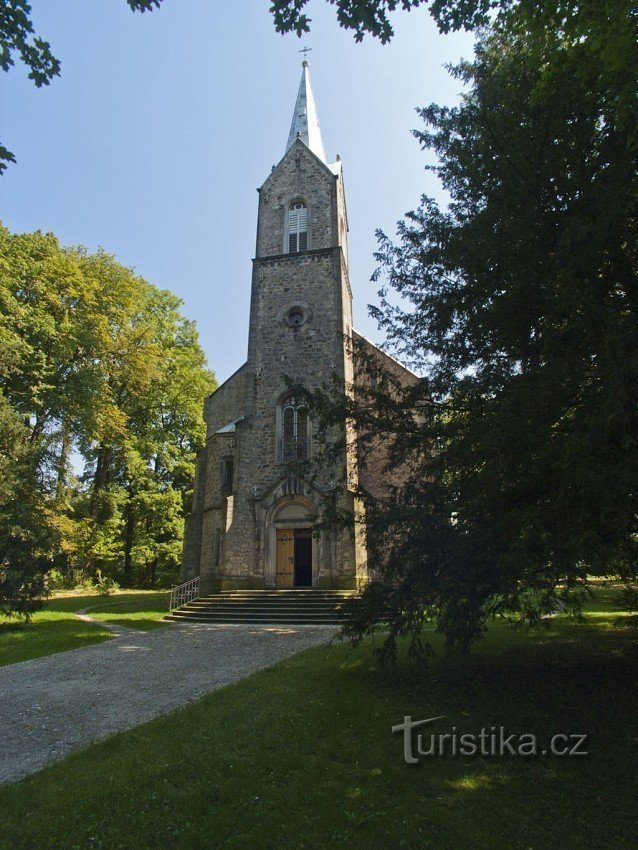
[{"xmin": 165, "ymin": 589, "xmax": 357, "ymax": 625}]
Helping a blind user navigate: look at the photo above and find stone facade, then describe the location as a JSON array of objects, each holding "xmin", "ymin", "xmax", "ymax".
[
  {"xmin": 352, "ymin": 330, "xmax": 420, "ymax": 501},
  {"xmin": 182, "ymin": 65, "xmax": 415, "ymax": 593}
]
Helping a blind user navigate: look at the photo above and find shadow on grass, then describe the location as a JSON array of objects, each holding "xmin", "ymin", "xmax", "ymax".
[
  {"xmin": 0, "ymin": 595, "xmax": 635, "ymax": 848},
  {"xmin": 0, "ymin": 621, "xmax": 27, "ymax": 635},
  {"xmin": 85, "ymin": 593, "xmax": 170, "ymax": 632},
  {"xmin": 101, "ymin": 617, "xmax": 166, "ymax": 631}
]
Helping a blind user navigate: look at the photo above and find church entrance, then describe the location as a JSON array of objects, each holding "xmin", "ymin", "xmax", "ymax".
[
  {"xmin": 293, "ymin": 529, "xmax": 312, "ymax": 587},
  {"xmin": 275, "ymin": 528, "xmax": 313, "ymax": 587}
]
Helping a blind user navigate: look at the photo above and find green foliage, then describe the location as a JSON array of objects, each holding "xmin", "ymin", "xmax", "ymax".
[
  {"xmin": 0, "ymin": 225, "xmax": 215, "ymax": 613},
  {"xmin": 310, "ymin": 5, "xmax": 638, "ymax": 660},
  {"xmin": 270, "ymin": 0, "xmax": 429, "ymax": 43},
  {"xmin": 270, "ymin": 0, "xmax": 511, "ymax": 41},
  {"xmin": 0, "ymin": 1, "xmax": 60, "ymax": 86},
  {"xmin": 622, "ymin": 584, "xmax": 638, "ymax": 610},
  {"xmin": 0, "ymin": 395, "xmax": 58, "ymax": 619},
  {"xmin": 80, "ymin": 570, "xmax": 121, "ymax": 596},
  {"xmin": 619, "ymin": 583, "xmax": 638, "ymax": 627},
  {"xmin": 125, "ymin": 0, "xmax": 163, "ymax": 9}
]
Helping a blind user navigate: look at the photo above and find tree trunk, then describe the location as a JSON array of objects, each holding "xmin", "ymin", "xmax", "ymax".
[
  {"xmin": 55, "ymin": 421, "xmax": 71, "ymax": 501},
  {"xmin": 89, "ymin": 445, "xmax": 111, "ymax": 518},
  {"xmin": 122, "ymin": 489, "xmax": 135, "ymax": 587},
  {"xmin": 30, "ymin": 411, "xmax": 46, "ymax": 443}
]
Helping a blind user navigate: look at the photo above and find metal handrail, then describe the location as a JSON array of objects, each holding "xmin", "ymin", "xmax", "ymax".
[{"xmin": 169, "ymin": 576, "xmax": 200, "ymax": 611}]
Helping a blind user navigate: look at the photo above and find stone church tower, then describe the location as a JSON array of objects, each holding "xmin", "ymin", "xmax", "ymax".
[{"xmin": 182, "ymin": 62, "xmax": 415, "ymax": 594}]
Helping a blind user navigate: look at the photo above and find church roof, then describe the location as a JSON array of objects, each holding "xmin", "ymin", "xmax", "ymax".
[
  {"xmin": 351, "ymin": 329, "xmax": 421, "ymax": 379},
  {"xmin": 285, "ymin": 61, "xmax": 326, "ymax": 163},
  {"xmin": 216, "ymin": 416, "xmax": 245, "ymax": 434}
]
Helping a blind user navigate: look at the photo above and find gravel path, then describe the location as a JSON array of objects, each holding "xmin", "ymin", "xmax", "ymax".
[{"xmin": 0, "ymin": 622, "xmax": 336, "ymax": 785}]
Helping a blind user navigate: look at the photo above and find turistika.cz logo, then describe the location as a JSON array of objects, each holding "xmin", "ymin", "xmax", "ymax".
[{"xmin": 392, "ymin": 716, "xmax": 589, "ymax": 764}]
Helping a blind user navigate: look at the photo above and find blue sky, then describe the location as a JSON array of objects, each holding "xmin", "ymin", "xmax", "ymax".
[{"xmin": 2, "ymin": 0, "xmax": 474, "ymax": 383}]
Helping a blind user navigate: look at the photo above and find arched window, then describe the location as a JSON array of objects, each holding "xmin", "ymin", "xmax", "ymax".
[
  {"xmin": 280, "ymin": 395, "xmax": 309, "ymax": 462},
  {"xmin": 288, "ymin": 203, "xmax": 308, "ymax": 253}
]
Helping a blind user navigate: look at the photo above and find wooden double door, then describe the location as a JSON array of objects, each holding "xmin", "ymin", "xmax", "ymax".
[{"xmin": 275, "ymin": 528, "xmax": 313, "ymax": 588}]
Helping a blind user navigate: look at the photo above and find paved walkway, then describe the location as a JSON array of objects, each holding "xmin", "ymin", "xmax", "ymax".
[{"xmin": 0, "ymin": 623, "xmax": 335, "ymax": 785}]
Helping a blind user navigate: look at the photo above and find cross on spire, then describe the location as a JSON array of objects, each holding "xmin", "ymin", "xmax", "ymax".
[{"xmin": 298, "ymin": 45, "xmax": 313, "ymax": 65}]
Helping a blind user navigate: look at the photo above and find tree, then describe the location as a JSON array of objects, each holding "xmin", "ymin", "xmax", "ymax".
[
  {"xmin": 271, "ymin": 1, "xmax": 637, "ymax": 142},
  {"xmin": 270, "ymin": 0, "xmax": 489, "ymax": 41},
  {"xmin": 311, "ymin": 14, "xmax": 637, "ymax": 661},
  {"xmin": 72, "ymin": 260, "xmax": 215, "ymax": 586},
  {"xmin": 0, "ymin": 225, "xmax": 215, "ymax": 609},
  {"xmin": 0, "ymin": 395, "xmax": 59, "ymax": 618},
  {"xmin": 63, "ymin": 247, "xmax": 216, "ymax": 585}
]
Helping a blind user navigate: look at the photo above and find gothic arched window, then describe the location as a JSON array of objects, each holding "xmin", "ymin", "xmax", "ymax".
[
  {"xmin": 288, "ymin": 203, "xmax": 308, "ymax": 253},
  {"xmin": 280, "ymin": 395, "xmax": 309, "ymax": 462}
]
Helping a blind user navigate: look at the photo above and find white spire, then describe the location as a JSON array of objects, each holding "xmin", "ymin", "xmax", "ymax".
[{"xmin": 285, "ymin": 61, "xmax": 326, "ymax": 163}]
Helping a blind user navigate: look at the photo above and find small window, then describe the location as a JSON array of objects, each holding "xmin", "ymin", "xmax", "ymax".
[
  {"xmin": 288, "ymin": 203, "xmax": 308, "ymax": 253},
  {"xmin": 219, "ymin": 457, "xmax": 234, "ymax": 493},
  {"xmin": 285, "ymin": 306, "xmax": 307, "ymax": 327}
]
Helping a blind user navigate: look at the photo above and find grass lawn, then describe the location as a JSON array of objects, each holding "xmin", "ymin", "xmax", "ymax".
[
  {"xmin": 0, "ymin": 585, "xmax": 635, "ymax": 849},
  {"xmin": 78, "ymin": 590, "xmax": 170, "ymax": 631},
  {"xmin": 0, "ymin": 590, "xmax": 170, "ymax": 667}
]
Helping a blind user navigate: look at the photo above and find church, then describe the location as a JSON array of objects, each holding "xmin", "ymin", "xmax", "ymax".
[{"xmin": 181, "ymin": 62, "xmax": 415, "ymax": 596}]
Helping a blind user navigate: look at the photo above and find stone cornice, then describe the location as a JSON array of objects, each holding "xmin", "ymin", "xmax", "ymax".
[{"xmin": 252, "ymin": 246, "xmax": 340, "ymax": 265}]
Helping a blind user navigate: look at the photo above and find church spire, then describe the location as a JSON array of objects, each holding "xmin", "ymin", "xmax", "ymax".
[{"xmin": 285, "ymin": 61, "xmax": 326, "ymax": 163}]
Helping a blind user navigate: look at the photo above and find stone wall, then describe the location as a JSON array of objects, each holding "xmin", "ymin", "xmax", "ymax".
[
  {"xmin": 181, "ymin": 449, "xmax": 207, "ymax": 581},
  {"xmin": 183, "ymin": 365, "xmax": 250, "ymax": 587},
  {"xmin": 352, "ymin": 330, "xmax": 419, "ymax": 500},
  {"xmin": 351, "ymin": 331, "xmax": 420, "ymax": 576},
  {"xmin": 203, "ymin": 364, "xmax": 251, "ymax": 435}
]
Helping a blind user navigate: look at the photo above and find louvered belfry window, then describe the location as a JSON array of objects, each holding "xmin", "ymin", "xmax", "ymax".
[{"xmin": 288, "ymin": 203, "xmax": 308, "ymax": 253}]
